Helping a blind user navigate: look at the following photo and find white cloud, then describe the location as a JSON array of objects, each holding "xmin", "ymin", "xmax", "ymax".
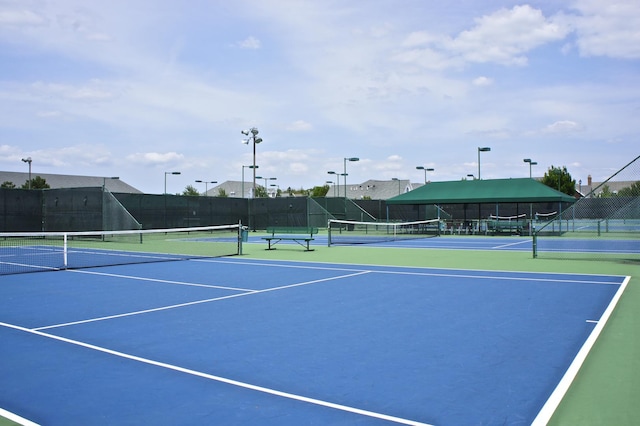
[
  {"xmin": 285, "ymin": 120, "xmax": 313, "ymax": 132},
  {"xmin": 571, "ymin": 0, "xmax": 640, "ymax": 59},
  {"xmin": 237, "ymin": 36, "xmax": 261, "ymax": 49},
  {"xmin": 448, "ymin": 5, "xmax": 570, "ymax": 66},
  {"xmin": 126, "ymin": 152, "xmax": 185, "ymax": 166},
  {"xmin": 472, "ymin": 76, "xmax": 493, "ymax": 86},
  {"xmin": 397, "ymin": 5, "xmax": 570, "ymax": 69},
  {"xmin": 542, "ymin": 120, "xmax": 583, "ymax": 133},
  {"xmin": 0, "ymin": 9, "xmax": 46, "ymax": 26},
  {"xmin": 31, "ymin": 81, "xmax": 115, "ymax": 101}
]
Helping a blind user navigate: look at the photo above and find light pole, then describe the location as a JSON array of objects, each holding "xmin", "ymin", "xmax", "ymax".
[
  {"xmin": 270, "ymin": 184, "xmax": 280, "ymax": 197},
  {"xmin": 416, "ymin": 166, "xmax": 435, "ymax": 184},
  {"xmin": 242, "ymin": 165, "xmax": 258, "ymax": 198},
  {"xmin": 477, "ymin": 147, "xmax": 491, "ymax": 179},
  {"xmin": 164, "ymin": 171, "xmax": 181, "ymax": 194},
  {"xmin": 242, "ymin": 127, "xmax": 263, "ymax": 198},
  {"xmin": 195, "ymin": 180, "xmax": 217, "ymax": 196},
  {"xmin": 21, "ymin": 157, "xmax": 32, "ymax": 189},
  {"xmin": 327, "ymin": 171, "xmax": 338, "ymax": 197},
  {"xmin": 258, "ymin": 177, "xmax": 277, "ymax": 197},
  {"xmin": 467, "ymin": 174, "xmax": 476, "ymax": 180},
  {"xmin": 523, "ymin": 158, "xmax": 537, "ymax": 178},
  {"xmin": 343, "ymin": 157, "xmax": 359, "ymax": 200},
  {"xmin": 102, "ymin": 176, "xmax": 119, "ymax": 192}
]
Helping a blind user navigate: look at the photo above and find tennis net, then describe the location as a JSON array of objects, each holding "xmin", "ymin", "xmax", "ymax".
[
  {"xmin": 328, "ymin": 219, "xmax": 442, "ymax": 246},
  {"xmin": 0, "ymin": 224, "xmax": 243, "ymax": 276}
]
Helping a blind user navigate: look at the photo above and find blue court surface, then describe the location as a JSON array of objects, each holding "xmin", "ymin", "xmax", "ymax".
[{"xmin": 0, "ymin": 258, "xmax": 628, "ymax": 425}]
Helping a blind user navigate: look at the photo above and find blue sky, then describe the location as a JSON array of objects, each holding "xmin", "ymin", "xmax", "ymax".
[{"xmin": 1, "ymin": 0, "xmax": 638, "ymax": 194}]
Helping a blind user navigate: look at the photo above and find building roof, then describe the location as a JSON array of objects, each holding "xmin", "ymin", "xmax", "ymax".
[
  {"xmin": 0, "ymin": 171, "xmax": 142, "ymax": 193},
  {"xmin": 578, "ymin": 180, "xmax": 638, "ymax": 197},
  {"xmin": 327, "ymin": 179, "xmax": 421, "ymax": 200},
  {"xmin": 387, "ymin": 178, "xmax": 576, "ymax": 204},
  {"xmin": 207, "ymin": 180, "xmax": 278, "ymax": 198}
]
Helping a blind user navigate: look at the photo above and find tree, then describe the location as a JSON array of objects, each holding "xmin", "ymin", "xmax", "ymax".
[
  {"xmin": 541, "ymin": 166, "xmax": 576, "ymax": 196},
  {"xmin": 598, "ymin": 184, "xmax": 614, "ymax": 198},
  {"xmin": 254, "ymin": 186, "xmax": 268, "ymax": 198},
  {"xmin": 618, "ymin": 181, "xmax": 640, "ymax": 197},
  {"xmin": 182, "ymin": 185, "xmax": 200, "ymax": 196},
  {"xmin": 1, "ymin": 181, "xmax": 16, "ymax": 189},
  {"xmin": 21, "ymin": 176, "xmax": 50, "ymax": 189},
  {"xmin": 217, "ymin": 188, "xmax": 228, "ymax": 197},
  {"xmin": 310, "ymin": 184, "xmax": 330, "ymax": 197}
]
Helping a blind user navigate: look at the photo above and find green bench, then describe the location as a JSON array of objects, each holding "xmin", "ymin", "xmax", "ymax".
[
  {"xmin": 487, "ymin": 219, "xmax": 527, "ymax": 235},
  {"xmin": 262, "ymin": 227, "xmax": 318, "ymax": 251}
]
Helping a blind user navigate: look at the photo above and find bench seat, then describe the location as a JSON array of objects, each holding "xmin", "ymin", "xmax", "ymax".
[
  {"xmin": 487, "ymin": 220, "xmax": 527, "ymax": 235},
  {"xmin": 262, "ymin": 227, "xmax": 319, "ymax": 251}
]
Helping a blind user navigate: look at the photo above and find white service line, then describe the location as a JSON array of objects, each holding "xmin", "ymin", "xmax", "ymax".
[
  {"xmin": 69, "ymin": 269, "xmax": 254, "ymax": 292},
  {"xmin": 1, "ymin": 320, "xmax": 431, "ymax": 426},
  {"xmin": 34, "ymin": 271, "xmax": 370, "ymax": 331}
]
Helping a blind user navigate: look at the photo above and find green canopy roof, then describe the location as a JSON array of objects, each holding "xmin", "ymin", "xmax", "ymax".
[{"xmin": 387, "ymin": 178, "xmax": 576, "ymax": 204}]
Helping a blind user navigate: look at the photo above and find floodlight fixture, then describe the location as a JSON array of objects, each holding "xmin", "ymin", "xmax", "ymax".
[
  {"xmin": 343, "ymin": 157, "xmax": 360, "ymax": 200},
  {"xmin": 523, "ymin": 158, "xmax": 538, "ymax": 178},
  {"xmin": 241, "ymin": 127, "xmax": 263, "ymax": 198},
  {"xmin": 195, "ymin": 180, "xmax": 217, "ymax": 195},
  {"xmin": 21, "ymin": 157, "xmax": 33, "ymax": 189},
  {"xmin": 416, "ymin": 165, "xmax": 435, "ymax": 183}
]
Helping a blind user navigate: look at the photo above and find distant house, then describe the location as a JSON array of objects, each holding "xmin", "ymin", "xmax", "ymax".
[
  {"xmin": 576, "ymin": 175, "xmax": 637, "ymax": 197},
  {"xmin": 206, "ymin": 181, "xmax": 279, "ymax": 198},
  {"xmin": 0, "ymin": 171, "xmax": 142, "ymax": 193},
  {"xmin": 327, "ymin": 179, "xmax": 422, "ymax": 200}
]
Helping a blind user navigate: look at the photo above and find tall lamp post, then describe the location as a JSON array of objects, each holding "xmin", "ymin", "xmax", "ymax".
[
  {"xmin": 21, "ymin": 157, "xmax": 32, "ymax": 189},
  {"xmin": 343, "ymin": 157, "xmax": 359, "ymax": 200},
  {"xmin": 164, "ymin": 171, "xmax": 181, "ymax": 194},
  {"xmin": 327, "ymin": 171, "xmax": 338, "ymax": 197},
  {"xmin": 523, "ymin": 158, "xmax": 537, "ymax": 178},
  {"xmin": 242, "ymin": 127, "xmax": 263, "ymax": 198},
  {"xmin": 416, "ymin": 166, "xmax": 434, "ymax": 184},
  {"xmin": 195, "ymin": 180, "xmax": 217, "ymax": 196},
  {"xmin": 477, "ymin": 147, "xmax": 491, "ymax": 179},
  {"xmin": 255, "ymin": 176, "xmax": 277, "ymax": 197}
]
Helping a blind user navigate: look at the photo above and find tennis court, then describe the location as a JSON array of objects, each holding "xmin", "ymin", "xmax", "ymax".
[
  {"xmin": 248, "ymin": 231, "xmax": 640, "ymax": 255},
  {"xmin": 0, "ymin": 229, "xmax": 632, "ymax": 425}
]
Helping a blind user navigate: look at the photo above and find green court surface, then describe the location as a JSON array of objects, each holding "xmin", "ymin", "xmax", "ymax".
[{"xmin": 237, "ymin": 240, "xmax": 639, "ymax": 426}]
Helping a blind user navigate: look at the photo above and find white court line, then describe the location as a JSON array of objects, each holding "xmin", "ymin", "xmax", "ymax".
[
  {"xmin": 69, "ymin": 269, "xmax": 255, "ymax": 292},
  {"xmin": 372, "ymin": 269, "xmax": 621, "ymax": 286},
  {"xmin": 1, "ymin": 321, "xmax": 431, "ymax": 426},
  {"xmin": 204, "ymin": 257, "xmax": 628, "ymax": 280},
  {"xmin": 34, "ymin": 271, "xmax": 370, "ymax": 331},
  {"xmin": 0, "ymin": 407, "xmax": 39, "ymax": 426},
  {"xmin": 493, "ymin": 239, "xmax": 532, "ymax": 249},
  {"xmin": 531, "ymin": 275, "xmax": 630, "ymax": 425}
]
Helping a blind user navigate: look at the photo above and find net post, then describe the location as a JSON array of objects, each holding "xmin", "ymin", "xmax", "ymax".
[
  {"xmin": 532, "ymin": 226, "xmax": 537, "ymax": 258},
  {"xmin": 63, "ymin": 233, "xmax": 68, "ymax": 268},
  {"xmin": 327, "ymin": 219, "xmax": 332, "ymax": 247}
]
